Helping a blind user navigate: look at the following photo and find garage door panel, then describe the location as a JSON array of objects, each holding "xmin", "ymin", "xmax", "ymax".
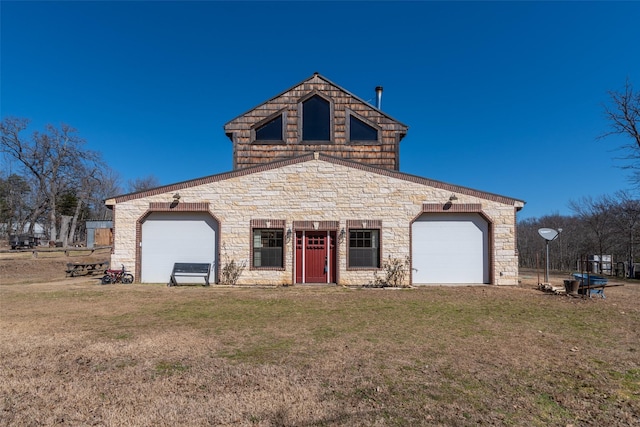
[
  {"xmin": 412, "ymin": 213, "xmax": 489, "ymax": 284},
  {"xmin": 141, "ymin": 212, "xmax": 217, "ymax": 283}
]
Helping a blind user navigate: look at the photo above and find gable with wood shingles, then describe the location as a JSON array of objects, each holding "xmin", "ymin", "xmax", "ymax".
[{"xmin": 224, "ymin": 73, "xmax": 408, "ymax": 170}]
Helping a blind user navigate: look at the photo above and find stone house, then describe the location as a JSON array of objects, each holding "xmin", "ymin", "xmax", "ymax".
[{"xmin": 105, "ymin": 73, "xmax": 524, "ymax": 286}]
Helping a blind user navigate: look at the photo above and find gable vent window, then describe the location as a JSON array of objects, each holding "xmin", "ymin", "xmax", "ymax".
[
  {"xmin": 349, "ymin": 115, "xmax": 378, "ymax": 142},
  {"xmin": 302, "ymin": 95, "xmax": 330, "ymax": 142},
  {"xmin": 255, "ymin": 114, "xmax": 283, "ymax": 142}
]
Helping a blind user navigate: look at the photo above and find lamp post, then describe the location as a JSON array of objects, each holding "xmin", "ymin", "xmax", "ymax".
[{"xmin": 538, "ymin": 228, "xmax": 561, "ymax": 283}]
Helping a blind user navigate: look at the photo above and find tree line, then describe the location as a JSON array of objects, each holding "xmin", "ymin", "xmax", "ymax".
[{"xmin": 517, "ymin": 191, "xmax": 640, "ymax": 276}]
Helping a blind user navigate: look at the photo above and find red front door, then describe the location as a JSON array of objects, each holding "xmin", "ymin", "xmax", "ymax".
[{"xmin": 295, "ymin": 231, "xmax": 336, "ymax": 283}]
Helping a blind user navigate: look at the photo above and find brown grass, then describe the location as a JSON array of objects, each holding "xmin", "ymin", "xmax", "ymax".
[{"xmin": 0, "ymin": 254, "xmax": 638, "ymax": 426}]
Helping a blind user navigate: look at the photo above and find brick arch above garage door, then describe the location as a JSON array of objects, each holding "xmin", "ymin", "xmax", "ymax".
[{"xmin": 411, "ymin": 204, "xmax": 493, "ymax": 285}]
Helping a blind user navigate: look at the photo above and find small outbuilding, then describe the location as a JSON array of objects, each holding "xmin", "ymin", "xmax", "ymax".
[
  {"xmin": 106, "ymin": 73, "xmax": 524, "ymax": 286},
  {"xmin": 85, "ymin": 220, "xmax": 113, "ymax": 248}
]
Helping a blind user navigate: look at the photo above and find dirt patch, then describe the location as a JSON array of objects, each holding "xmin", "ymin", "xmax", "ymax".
[{"xmin": 0, "ymin": 248, "xmax": 111, "ymax": 285}]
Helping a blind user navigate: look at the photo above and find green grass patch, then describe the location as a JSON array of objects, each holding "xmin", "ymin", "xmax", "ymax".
[
  {"xmin": 218, "ymin": 338, "xmax": 294, "ymax": 363},
  {"xmin": 154, "ymin": 360, "xmax": 190, "ymax": 376},
  {"xmin": 535, "ymin": 392, "xmax": 571, "ymax": 421},
  {"xmin": 609, "ymin": 368, "xmax": 640, "ymax": 399}
]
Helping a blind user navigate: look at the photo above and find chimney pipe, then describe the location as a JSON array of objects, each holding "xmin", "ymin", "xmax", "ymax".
[{"xmin": 375, "ymin": 86, "xmax": 383, "ymax": 110}]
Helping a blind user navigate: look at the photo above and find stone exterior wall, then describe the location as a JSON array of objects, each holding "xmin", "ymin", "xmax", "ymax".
[{"xmin": 108, "ymin": 155, "xmax": 523, "ymax": 286}]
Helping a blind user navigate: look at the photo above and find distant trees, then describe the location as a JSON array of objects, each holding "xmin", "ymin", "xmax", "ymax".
[
  {"xmin": 127, "ymin": 175, "xmax": 161, "ymax": 193},
  {"xmin": 518, "ymin": 214, "xmax": 577, "ymax": 272},
  {"xmin": 1, "ymin": 117, "xmax": 103, "ymax": 244},
  {"xmin": 92, "ymin": 168, "xmax": 122, "ymax": 221},
  {"xmin": 520, "ymin": 80, "xmax": 640, "ymax": 275},
  {"xmin": 0, "ymin": 118, "xmax": 123, "ymax": 246},
  {"xmin": 1, "ymin": 116, "xmax": 164, "ymax": 246},
  {"xmin": 568, "ymin": 196, "xmax": 616, "ymax": 261},
  {"xmin": 518, "ymin": 192, "xmax": 640, "ymax": 277},
  {"xmin": 0, "ymin": 174, "xmax": 31, "ymax": 237},
  {"xmin": 601, "ymin": 79, "xmax": 640, "ymax": 184}
]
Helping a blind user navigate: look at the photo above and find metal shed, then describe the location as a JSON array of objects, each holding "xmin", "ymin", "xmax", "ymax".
[{"xmin": 86, "ymin": 220, "xmax": 113, "ymax": 248}]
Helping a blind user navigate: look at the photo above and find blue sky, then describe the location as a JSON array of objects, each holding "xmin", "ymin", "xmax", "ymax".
[{"xmin": 2, "ymin": 1, "xmax": 639, "ymax": 220}]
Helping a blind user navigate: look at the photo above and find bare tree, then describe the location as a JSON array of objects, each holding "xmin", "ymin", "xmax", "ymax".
[
  {"xmin": 91, "ymin": 168, "xmax": 122, "ymax": 221},
  {"xmin": 65, "ymin": 168, "xmax": 103, "ymax": 245},
  {"xmin": 1, "ymin": 117, "xmax": 102, "ymax": 243},
  {"xmin": 606, "ymin": 190, "xmax": 640, "ymax": 277},
  {"xmin": 0, "ymin": 174, "xmax": 31, "ymax": 237},
  {"xmin": 517, "ymin": 214, "xmax": 583, "ymax": 272},
  {"xmin": 569, "ymin": 195, "xmax": 616, "ymax": 261},
  {"xmin": 127, "ymin": 175, "xmax": 161, "ymax": 193},
  {"xmin": 601, "ymin": 79, "xmax": 640, "ymax": 183}
]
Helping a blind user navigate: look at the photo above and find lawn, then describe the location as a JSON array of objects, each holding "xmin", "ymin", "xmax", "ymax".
[{"xmin": 0, "ymin": 257, "xmax": 638, "ymax": 426}]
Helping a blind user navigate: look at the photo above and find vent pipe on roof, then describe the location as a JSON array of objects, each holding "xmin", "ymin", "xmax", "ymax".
[{"xmin": 375, "ymin": 86, "xmax": 383, "ymax": 110}]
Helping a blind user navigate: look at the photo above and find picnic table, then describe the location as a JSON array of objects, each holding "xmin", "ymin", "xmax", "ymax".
[{"xmin": 66, "ymin": 260, "xmax": 110, "ymax": 277}]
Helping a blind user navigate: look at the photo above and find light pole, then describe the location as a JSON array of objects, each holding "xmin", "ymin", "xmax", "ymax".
[{"xmin": 538, "ymin": 228, "xmax": 561, "ymax": 283}]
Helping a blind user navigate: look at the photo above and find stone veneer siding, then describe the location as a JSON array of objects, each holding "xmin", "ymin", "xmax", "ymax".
[{"xmin": 109, "ymin": 157, "xmax": 522, "ymax": 286}]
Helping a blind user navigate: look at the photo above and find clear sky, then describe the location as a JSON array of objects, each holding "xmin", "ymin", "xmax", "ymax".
[{"xmin": 2, "ymin": 1, "xmax": 639, "ymax": 220}]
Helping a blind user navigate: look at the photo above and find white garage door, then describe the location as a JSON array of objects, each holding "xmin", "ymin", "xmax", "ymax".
[
  {"xmin": 412, "ymin": 213, "xmax": 489, "ymax": 284},
  {"xmin": 141, "ymin": 212, "xmax": 217, "ymax": 284}
]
